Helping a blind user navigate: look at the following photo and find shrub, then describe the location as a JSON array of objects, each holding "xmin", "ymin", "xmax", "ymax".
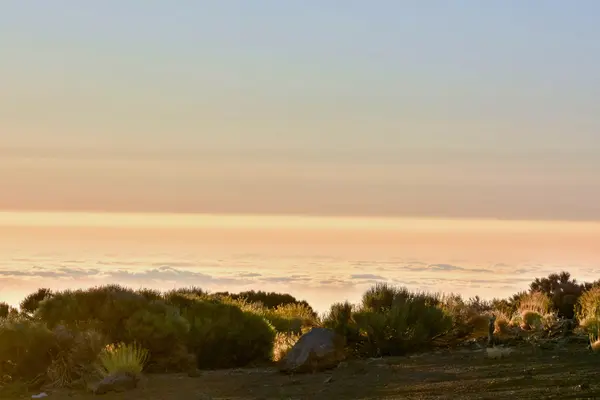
[
  {"xmin": 215, "ymin": 290, "xmax": 315, "ymax": 314},
  {"xmin": 323, "ymin": 302, "xmax": 360, "ymax": 341},
  {"xmin": 0, "ymin": 318, "xmax": 58, "ymax": 381},
  {"xmin": 46, "ymin": 327, "xmax": 107, "ymax": 388},
  {"xmin": 36, "ymin": 286, "xmax": 191, "ymax": 371},
  {"xmin": 577, "ymin": 286, "xmax": 600, "ymax": 323},
  {"xmin": 168, "ymin": 294, "xmax": 276, "ymax": 369},
  {"xmin": 361, "ymin": 283, "xmax": 403, "ymax": 312},
  {"xmin": 136, "ymin": 288, "xmax": 163, "ymax": 301},
  {"xmin": 441, "ymin": 293, "xmax": 498, "ymax": 337},
  {"xmin": 0, "ymin": 302, "xmax": 18, "ymax": 319},
  {"xmin": 517, "ymin": 291, "xmax": 551, "ymax": 315},
  {"xmin": 580, "ymin": 317, "xmax": 600, "ymax": 335},
  {"xmin": 328, "ymin": 285, "xmax": 452, "ymax": 357},
  {"xmin": 521, "ymin": 310, "xmax": 543, "ymax": 330},
  {"xmin": 97, "ymin": 342, "xmax": 148, "ymax": 377},
  {"xmin": 493, "ymin": 311, "xmax": 511, "ymax": 334},
  {"xmin": 264, "ymin": 303, "xmax": 319, "ymax": 334},
  {"xmin": 168, "ymin": 287, "xmax": 207, "ymax": 298},
  {"xmin": 123, "ymin": 301, "xmax": 190, "ymax": 369},
  {"xmin": 20, "ymin": 288, "xmax": 53, "ymax": 315},
  {"xmin": 36, "ymin": 285, "xmax": 149, "ymax": 342},
  {"xmin": 353, "ymin": 293, "xmax": 452, "ymax": 357},
  {"xmin": 529, "ymin": 271, "xmax": 587, "ymax": 318}
]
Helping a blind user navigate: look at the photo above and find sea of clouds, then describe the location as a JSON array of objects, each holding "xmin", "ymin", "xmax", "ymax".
[{"xmin": 3, "ymin": 251, "xmax": 596, "ymax": 313}]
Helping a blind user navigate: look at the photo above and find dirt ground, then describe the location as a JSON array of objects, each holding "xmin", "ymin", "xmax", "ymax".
[{"xmin": 10, "ymin": 341, "xmax": 600, "ymax": 400}]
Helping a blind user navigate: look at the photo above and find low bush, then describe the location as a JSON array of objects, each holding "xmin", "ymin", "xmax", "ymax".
[
  {"xmin": 323, "ymin": 301, "xmax": 360, "ymax": 342},
  {"xmin": 166, "ymin": 293, "xmax": 276, "ymax": 369},
  {"xmin": 0, "ymin": 318, "xmax": 58, "ymax": 381},
  {"xmin": 325, "ymin": 285, "xmax": 452, "ymax": 357},
  {"xmin": 521, "ymin": 310, "xmax": 543, "ymax": 330},
  {"xmin": 123, "ymin": 300, "xmax": 190, "ymax": 369},
  {"xmin": 493, "ymin": 311, "xmax": 511, "ymax": 334}
]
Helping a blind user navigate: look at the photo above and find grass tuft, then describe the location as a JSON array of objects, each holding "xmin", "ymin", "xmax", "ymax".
[{"xmin": 96, "ymin": 342, "xmax": 148, "ymax": 377}]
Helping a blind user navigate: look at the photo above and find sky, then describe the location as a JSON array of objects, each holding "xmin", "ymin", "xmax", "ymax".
[{"xmin": 1, "ymin": 1, "xmax": 600, "ymax": 220}]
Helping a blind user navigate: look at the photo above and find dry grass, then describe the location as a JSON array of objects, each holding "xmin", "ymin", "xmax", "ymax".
[
  {"xmin": 493, "ymin": 312, "xmax": 511, "ymax": 334},
  {"xmin": 518, "ymin": 292, "xmax": 551, "ymax": 315},
  {"xmin": 467, "ymin": 314, "xmax": 491, "ymax": 336},
  {"xmin": 273, "ymin": 332, "xmax": 301, "ymax": 362},
  {"xmin": 520, "ymin": 310, "xmax": 543, "ymax": 331}
]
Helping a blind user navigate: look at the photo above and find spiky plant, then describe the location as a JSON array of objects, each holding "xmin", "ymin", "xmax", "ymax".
[{"xmin": 96, "ymin": 342, "xmax": 148, "ymax": 377}]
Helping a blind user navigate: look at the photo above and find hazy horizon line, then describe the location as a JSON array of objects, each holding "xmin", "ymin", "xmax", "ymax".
[{"xmin": 2, "ymin": 209, "xmax": 600, "ymax": 229}]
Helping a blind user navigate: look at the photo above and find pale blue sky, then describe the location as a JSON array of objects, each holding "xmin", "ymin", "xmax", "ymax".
[{"xmin": 1, "ymin": 1, "xmax": 599, "ymax": 219}]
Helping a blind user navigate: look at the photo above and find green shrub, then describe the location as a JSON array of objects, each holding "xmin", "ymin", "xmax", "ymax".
[
  {"xmin": 0, "ymin": 302, "xmax": 18, "ymax": 319},
  {"xmin": 175, "ymin": 296, "xmax": 275, "ymax": 369},
  {"xmin": 20, "ymin": 288, "xmax": 53, "ymax": 315},
  {"xmin": 35, "ymin": 285, "xmax": 148, "ymax": 342},
  {"xmin": 323, "ymin": 301, "xmax": 360, "ymax": 342},
  {"xmin": 214, "ymin": 290, "xmax": 315, "ymax": 315},
  {"xmin": 521, "ymin": 310, "xmax": 543, "ymax": 330},
  {"xmin": 136, "ymin": 288, "xmax": 163, "ymax": 301},
  {"xmin": 0, "ymin": 318, "xmax": 58, "ymax": 381},
  {"xmin": 263, "ymin": 303, "xmax": 318, "ymax": 334},
  {"xmin": 124, "ymin": 301, "xmax": 190, "ymax": 365},
  {"xmin": 35, "ymin": 286, "xmax": 192, "ymax": 371},
  {"xmin": 361, "ymin": 283, "xmax": 404, "ymax": 312},
  {"xmin": 325, "ymin": 286, "xmax": 452, "ymax": 357},
  {"xmin": 440, "ymin": 294, "xmax": 491, "ymax": 337}
]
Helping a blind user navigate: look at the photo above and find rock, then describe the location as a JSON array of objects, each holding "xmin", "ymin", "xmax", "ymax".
[
  {"xmin": 92, "ymin": 372, "xmax": 139, "ymax": 395},
  {"xmin": 188, "ymin": 368, "xmax": 202, "ymax": 378},
  {"xmin": 278, "ymin": 328, "xmax": 346, "ymax": 374}
]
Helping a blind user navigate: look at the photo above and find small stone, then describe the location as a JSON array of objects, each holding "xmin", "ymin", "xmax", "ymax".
[
  {"xmin": 336, "ymin": 361, "xmax": 348, "ymax": 369},
  {"xmin": 92, "ymin": 372, "xmax": 138, "ymax": 395},
  {"xmin": 576, "ymin": 383, "xmax": 590, "ymax": 390}
]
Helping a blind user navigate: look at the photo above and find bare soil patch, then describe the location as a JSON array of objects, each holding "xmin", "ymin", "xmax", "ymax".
[{"xmin": 11, "ymin": 340, "xmax": 600, "ymax": 400}]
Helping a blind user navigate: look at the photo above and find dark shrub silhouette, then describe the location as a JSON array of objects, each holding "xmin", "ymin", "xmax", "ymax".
[
  {"xmin": 20, "ymin": 288, "xmax": 53, "ymax": 315},
  {"xmin": 529, "ymin": 271, "xmax": 588, "ymax": 319}
]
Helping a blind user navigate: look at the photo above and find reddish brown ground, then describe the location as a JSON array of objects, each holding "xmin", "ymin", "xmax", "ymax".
[{"xmin": 8, "ymin": 342, "xmax": 600, "ymax": 400}]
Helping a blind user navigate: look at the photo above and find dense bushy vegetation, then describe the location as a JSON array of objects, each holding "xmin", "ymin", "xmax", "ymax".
[
  {"xmin": 323, "ymin": 284, "xmax": 452, "ymax": 357},
  {"xmin": 1, "ymin": 270, "xmax": 599, "ymax": 393}
]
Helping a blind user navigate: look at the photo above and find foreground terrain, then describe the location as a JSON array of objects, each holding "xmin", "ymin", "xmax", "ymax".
[{"xmin": 14, "ymin": 340, "xmax": 600, "ymax": 400}]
